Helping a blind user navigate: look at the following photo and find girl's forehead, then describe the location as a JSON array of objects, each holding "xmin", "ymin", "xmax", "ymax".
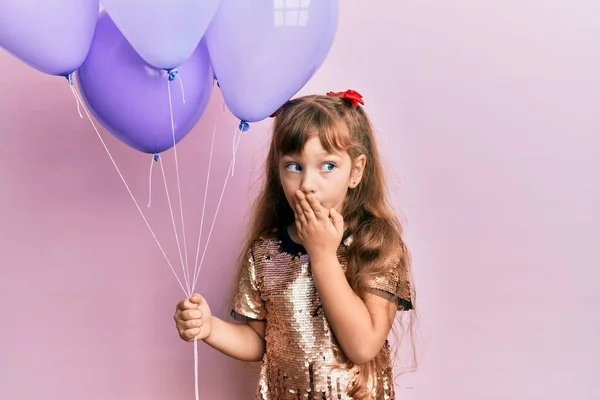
[
  {"xmin": 281, "ymin": 138, "xmax": 348, "ymax": 160},
  {"xmin": 302, "ymin": 135, "xmax": 328, "ymax": 152}
]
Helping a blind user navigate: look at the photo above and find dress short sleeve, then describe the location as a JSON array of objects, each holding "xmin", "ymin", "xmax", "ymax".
[
  {"xmin": 367, "ymin": 246, "xmax": 414, "ymax": 311},
  {"xmin": 231, "ymin": 243, "xmax": 267, "ymax": 321}
]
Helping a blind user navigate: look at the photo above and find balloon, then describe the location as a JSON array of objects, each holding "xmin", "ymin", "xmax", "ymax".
[
  {"xmin": 101, "ymin": 0, "xmax": 221, "ymax": 70},
  {"xmin": 0, "ymin": 0, "xmax": 99, "ymax": 76},
  {"xmin": 205, "ymin": 0, "xmax": 339, "ymax": 122},
  {"xmin": 77, "ymin": 13, "xmax": 213, "ymax": 154}
]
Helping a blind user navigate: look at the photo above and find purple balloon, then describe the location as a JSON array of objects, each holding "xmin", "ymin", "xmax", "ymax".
[
  {"xmin": 0, "ymin": 0, "xmax": 99, "ymax": 76},
  {"xmin": 205, "ymin": 0, "xmax": 339, "ymax": 122},
  {"xmin": 77, "ymin": 13, "xmax": 213, "ymax": 154}
]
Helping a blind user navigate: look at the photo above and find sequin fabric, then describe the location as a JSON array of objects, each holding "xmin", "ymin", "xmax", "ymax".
[{"xmin": 231, "ymin": 228, "xmax": 413, "ymax": 400}]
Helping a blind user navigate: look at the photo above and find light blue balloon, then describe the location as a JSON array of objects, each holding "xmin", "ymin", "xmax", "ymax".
[
  {"xmin": 205, "ymin": 0, "xmax": 339, "ymax": 122},
  {"xmin": 101, "ymin": 0, "xmax": 221, "ymax": 70},
  {"xmin": 0, "ymin": 0, "xmax": 99, "ymax": 76}
]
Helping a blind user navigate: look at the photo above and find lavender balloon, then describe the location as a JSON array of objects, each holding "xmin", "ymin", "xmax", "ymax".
[
  {"xmin": 205, "ymin": 0, "xmax": 339, "ymax": 122},
  {"xmin": 101, "ymin": 0, "xmax": 221, "ymax": 70},
  {"xmin": 0, "ymin": 0, "xmax": 99, "ymax": 76},
  {"xmin": 77, "ymin": 13, "xmax": 213, "ymax": 154}
]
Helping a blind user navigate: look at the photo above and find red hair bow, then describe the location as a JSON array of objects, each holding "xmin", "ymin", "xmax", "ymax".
[
  {"xmin": 269, "ymin": 89, "xmax": 365, "ymax": 118},
  {"xmin": 326, "ymin": 89, "xmax": 364, "ymax": 108}
]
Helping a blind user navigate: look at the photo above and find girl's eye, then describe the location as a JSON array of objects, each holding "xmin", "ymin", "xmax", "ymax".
[
  {"xmin": 321, "ymin": 162, "xmax": 336, "ymax": 172},
  {"xmin": 285, "ymin": 163, "xmax": 301, "ymax": 172}
]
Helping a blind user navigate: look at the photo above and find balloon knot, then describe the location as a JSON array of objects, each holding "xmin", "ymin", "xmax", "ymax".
[
  {"xmin": 167, "ymin": 69, "xmax": 179, "ymax": 81},
  {"xmin": 239, "ymin": 120, "xmax": 250, "ymax": 132},
  {"xmin": 153, "ymin": 153, "xmax": 160, "ymax": 162},
  {"xmin": 64, "ymin": 73, "xmax": 74, "ymax": 86}
]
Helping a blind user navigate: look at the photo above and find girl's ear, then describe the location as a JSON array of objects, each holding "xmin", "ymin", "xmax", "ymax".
[{"xmin": 349, "ymin": 155, "xmax": 366, "ymax": 188}]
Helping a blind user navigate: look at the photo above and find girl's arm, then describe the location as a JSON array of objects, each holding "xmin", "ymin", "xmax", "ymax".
[
  {"xmin": 204, "ymin": 317, "xmax": 266, "ymax": 362},
  {"xmin": 291, "ymin": 191, "xmax": 396, "ymax": 365},
  {"xmin": 311, "ymin": 253, "xmax": 396, "ymax": 365}
]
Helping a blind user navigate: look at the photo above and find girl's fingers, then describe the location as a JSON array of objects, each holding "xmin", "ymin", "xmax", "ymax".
[
  {"xmin": 181, "ymin": 309, "xmax": 202, "ymax": 321},
  {"xmin": 296, "ymin": 191, "xmax": 316, "ymax": 222},
  {"xmin": 306, "ymin": 194, "xmax": 326, "ymax": 221},
  {"xmin": 184, "ymin": 319, "xmax": 203, "ymax": 329},
  {"xmin": 183, "ymin": 328, "xmax": 201, "ymax": 340},
  {"xmin": 294, "ymin": 197, "xmax": 308, "ymax": 226}
]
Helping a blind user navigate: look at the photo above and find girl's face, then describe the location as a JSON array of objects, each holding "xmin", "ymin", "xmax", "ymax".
[{"xmin": 278, "ymin": 135, "xmax": 366, "ymax": 214}]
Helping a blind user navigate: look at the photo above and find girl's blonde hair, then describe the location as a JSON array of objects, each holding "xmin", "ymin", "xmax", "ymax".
[{"xmin": 237, "ymin": 93, "xmax": 417, "ymax": 398}]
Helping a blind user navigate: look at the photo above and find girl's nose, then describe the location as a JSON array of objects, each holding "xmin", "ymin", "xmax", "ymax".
[{"xmin": 300, "ymin": 173, "xmax": 317, "ymax": 194}]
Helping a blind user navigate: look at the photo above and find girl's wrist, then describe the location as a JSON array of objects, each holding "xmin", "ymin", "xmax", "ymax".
[
  {"xmin": 309, "ymin": 250, "xmax": 339, "ymax": 268},
  {"xmin": 202, "ymin": 315, "xmax": 216, "ymax": 342}
]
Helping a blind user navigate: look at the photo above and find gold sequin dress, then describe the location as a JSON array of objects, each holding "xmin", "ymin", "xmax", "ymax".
[{"xmin": 231, "ymin": 228, "xmax": 413, "ymax": 400}]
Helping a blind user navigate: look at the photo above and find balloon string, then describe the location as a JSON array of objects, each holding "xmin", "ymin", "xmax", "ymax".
[
  {"xmin": 231, "ymin": 127, "xmax": 239, "ymax": 177},
  {"xmin": 189, "ymin": 123, "xmax": 224, "ymax": 400},
  {"xmin": 148, "ymin": 155, "xmax": 155, "ymax": 207},
  {"xmin": 193, "ymin": 123, "xmax": 217, "ymax": 288},
  {"xmin": 159, "ymin": 158, "xmax": 191, "ymax": 297},
  {"xmin": 74, "ymin": 73, "xmax": 198, "ymax": 399},
  {"xmin": 69, "ymin": 84, "xmax": 188, "ymax": 295},
  {"xmin": 179, "ymin": 75, "xmax": 186, "ymax": 104},
  {"xmin": 67, "ymin": 80, "xmax": 83, "ymax": 119},
  {"xmin": 192, "ymin": 126, "xmax": 243, "ymax": 292},
  {"xmin": 194, "ymin": 337, "xmax": 199, "ymax": 400},
  {"xmin": 168, "ymin": 78, "xmax": 191, "ymax": 296}
]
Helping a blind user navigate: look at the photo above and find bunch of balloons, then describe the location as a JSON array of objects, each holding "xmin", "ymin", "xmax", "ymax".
[{"xmin": 0, "ymin": 0, "xmax": 339, "ymax": 154}]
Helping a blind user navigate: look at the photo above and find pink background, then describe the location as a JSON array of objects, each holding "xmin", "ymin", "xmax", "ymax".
[{"xmin": 1, "ymin": 1, "xmax": 599, "ymax": 399}]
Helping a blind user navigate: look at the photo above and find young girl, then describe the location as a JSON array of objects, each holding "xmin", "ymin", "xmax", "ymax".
[{"xmin": 174, "ymin": 90, "xmax": 416, "ymax": 399}]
